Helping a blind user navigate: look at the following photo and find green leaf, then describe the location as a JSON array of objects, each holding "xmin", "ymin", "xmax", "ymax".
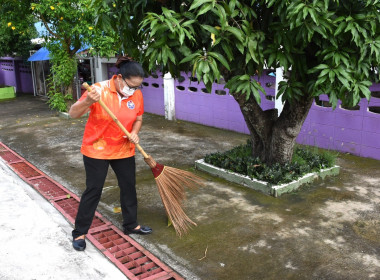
[
  {"xmin": 328, "ymin": 70, "xmax": 335, "ymax": 83},
  {"xmin": 309, "ymin": 9, "xmax": 318, "ymax": 25},
  {"xmin": 208, "ymin": 52, "xmax": 231, "ymax": 70},
  {"xmin": 209, "ymin": 59, "xmax": 220, "ymax": 81},
  {"xmin": 221, "ymin": 43, "xmax": 234, "ymax": 61},
  {"xmin": 336, "ymin": 74, "xmax": 350, "ymax": 89},
  {"xmin": 190, "ymin": 0, "xmax": 213, "ymax": 11},
  {"xmin": 202, "ymin": 25, "xmax": 219, "ymax": 34},
  {"xmin": 239, "ymin": 74, "xmax": 250, "ymax": 81},
  {"xmin": 179, "ymin": 52, "xmax": 201, "ymax": 64},
  {"xmin": 162, "ymin": 7, "xmax": 173, "ymax": 19},
  {"xmin": 248, "ymin": 39, "xmax": 259, "ymax": 64},
  {"xmin": 225, "ymin": 26, "xmax": 244, "ymax": 42},
  {"xmin": 358, "ymin": 83, "xmax": 371, "ymax": 100},
  {"xmin": 236, "ymin": 42, "xmax": 245, "ymax": 54},
  {"xmin": 167, "ymin": 49, "xmax": 176, "ymax": 64},
  {"xmin": 162, "ymin": 46, "xmax": 168, "ymax": 64},
  {"xmin": 197, "ymin": 3, "xmax": 213, "ymax": 17},
  {"xmin": 179, "ymin": 29, "xmax": 185, "ymax": 45},
  {"xmin": 201, "ymin": 60, "xmax": 210, "ymax": 73},
  {"xmin": 250, "ymin": 83, "xmax": 261, "ymax": 104}
]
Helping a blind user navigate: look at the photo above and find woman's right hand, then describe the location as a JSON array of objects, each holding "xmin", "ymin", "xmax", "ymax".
[
  {"xmin": 69, "ymin": 87, "xmax": 99, "ymax": 119},
  {"xmin": 85, "ymin": 88, "xmax": 100, "ymax": 105}
]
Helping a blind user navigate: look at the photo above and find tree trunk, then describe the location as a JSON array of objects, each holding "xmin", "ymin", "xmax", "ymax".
[{"xmin": 233, "ymin": 93, "xmax": 313, "ymax": 165}]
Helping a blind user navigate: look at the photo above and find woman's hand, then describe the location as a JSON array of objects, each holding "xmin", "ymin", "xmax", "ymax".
[
  {"xmin": 84, "ymin": 88, "xmax": 100, "ymax": 105},
  {"xmin": 129, "ymin": 132, "xmax": 139, "ymax": 144},
  {"xmin": 69, "ymin": 87, "xmax": 100, "ymax": 118}
]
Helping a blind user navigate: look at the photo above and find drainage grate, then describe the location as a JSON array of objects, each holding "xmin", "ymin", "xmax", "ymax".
[
  {"xmin": 88, "ymin": 226, "xmax": 180, "ymax": 280},
  {"xmin": 10, "ymin": 162, "xmax": 41, "ymax": 178},
  {"xmin": 29, "ymin": 177, "xmax": 68, "ymax": 199},
  {"xmin": 0, "ymin": 142, "xmax": 184, "ymax": 280},
  {"xmin": 54, "ymin": 197, "xmax": 108, "ymax": 229},
  {"xmin": 0, "ymin": 150, "xmax": 22, "ymax": 163}
]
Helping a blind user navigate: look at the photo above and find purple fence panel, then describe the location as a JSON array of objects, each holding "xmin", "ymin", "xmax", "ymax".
[
  {"xmin": 297, "ymin": 85, "xmax": 380, "ymax": 161},
  {"xmin": 141, "ymin": 73, "xmax": 165, "ymax": 116},
  {"xmin": 174, "ymin": 71, "xmax": 275, "ymax": 135},
  {"xmin": 361, "ymin": 92, "xmax": 380, "ymax": 159},
  {"xmin": 18, "ymin": 61, "xmax": 33, "ymax": 93},
  {"xmin": 0, "ymin": 57, "xmax": 33, "ymax": 93},
  {"xmin": 0, "ymin": 58, "xmax": 16, "ymax": 87},
  {"xmin": 363, "ymin": 103, "xmax": 380, "ymax": 134}
]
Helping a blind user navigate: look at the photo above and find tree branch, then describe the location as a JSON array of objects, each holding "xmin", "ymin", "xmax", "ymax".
[{"xmin": 38, "ymin": 13, "xmax": 60, "ymax": 39}]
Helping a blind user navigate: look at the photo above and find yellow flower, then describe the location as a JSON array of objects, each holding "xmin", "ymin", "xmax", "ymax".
[
  {"xmin": 32, "ymin": 6, "xmax": 35, "ymax": 10},
  {"xmin": 50, "ymin": 6, "xmax": 55, "ymax": 10},
  {"xmin": 8, "ymin": 22, "xmax": 12, "ymax": 27},
  {"xmin": 211, "ymin": 33, "xmax": 216, "ymax": 45},
  {"xmin": 113, "ymin": 3, "xmax": 116, "ymax": 7},
  {"xmin": 88, "ymin": 26, "xmax": 93, "ymax": 30},
  {"xmin": 60, "ymin": 17, "xmax": 63, "ymax": 20},
  {"xmin": 12, "ymin": 26, "xmax": 15, "ymax": 30}
]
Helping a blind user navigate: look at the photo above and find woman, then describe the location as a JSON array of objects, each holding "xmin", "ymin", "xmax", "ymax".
[{"xmin": 69, "ymin": 56, "xmax": 152, "ymax": 251}]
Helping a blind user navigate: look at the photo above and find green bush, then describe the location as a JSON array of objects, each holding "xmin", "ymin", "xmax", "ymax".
[
  {"xmin": 47, "ymin": 92, "xmax": 73, "ymax": 112},
  {"xmin": 204, "ymin": 140, "xmax": 337, "ymax": 185}
]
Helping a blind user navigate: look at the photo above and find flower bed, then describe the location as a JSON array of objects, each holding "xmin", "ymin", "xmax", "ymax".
[{"xmin": 196, "ymin": 141, "xmax": 340, "ymax": 197}]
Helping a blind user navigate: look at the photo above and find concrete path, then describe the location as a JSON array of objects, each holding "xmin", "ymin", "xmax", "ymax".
[
  {"xmin": 0, "ymin": 159, "xmax": 126, "ymax": 280},
  {"xmin": 1, "ymin": 94, "xmax": 380, "ymax": 280}
]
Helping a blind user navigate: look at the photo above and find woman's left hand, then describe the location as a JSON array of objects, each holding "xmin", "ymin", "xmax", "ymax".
[{"xmin": 129, "ymin": 132, "xmax": 139, "ymax": 144}]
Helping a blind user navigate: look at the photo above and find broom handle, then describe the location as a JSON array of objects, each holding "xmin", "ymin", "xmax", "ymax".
[{"xmin": 82, "ymin": 82, "xmax": 149, "ymax": 159}]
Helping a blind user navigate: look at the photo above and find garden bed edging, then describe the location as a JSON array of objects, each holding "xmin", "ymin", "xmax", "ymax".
[{"xmin": 195, "ymin": 159, "xmax": 340, "ymax": 197}]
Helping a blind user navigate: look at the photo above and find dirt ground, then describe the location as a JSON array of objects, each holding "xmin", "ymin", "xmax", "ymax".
[{"xmin": 1, "ymin": 94, "xmax": 380, "ymax": 280}]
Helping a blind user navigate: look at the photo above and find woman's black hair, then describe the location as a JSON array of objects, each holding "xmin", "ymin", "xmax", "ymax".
[{"xmin": 115, "ymin": 56, "xmax": 145, "ymax": 79}]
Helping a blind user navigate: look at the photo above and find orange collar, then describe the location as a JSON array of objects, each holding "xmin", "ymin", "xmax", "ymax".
[{"xmin": 110, "ymin": 75, "xmax": 118, "ymax": 95}]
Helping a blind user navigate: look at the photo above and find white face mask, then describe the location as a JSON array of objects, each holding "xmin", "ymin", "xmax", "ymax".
[{"xmin": 118, "ymin": 78, "xmax": 135, "ymax": 97}]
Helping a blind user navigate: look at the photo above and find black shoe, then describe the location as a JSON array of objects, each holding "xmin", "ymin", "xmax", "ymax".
[
  {"xmin": 73, "ymin": 238, "xmax": 86, "ymax": 251},
  {"xmin": 124, "ymin": 225, "xmax": 152, "ymax": 235}
]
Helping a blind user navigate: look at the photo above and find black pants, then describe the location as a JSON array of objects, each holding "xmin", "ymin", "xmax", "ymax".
[{"xmin": 72, "ymin": 155, "xmax": 138, "ymax": 239}]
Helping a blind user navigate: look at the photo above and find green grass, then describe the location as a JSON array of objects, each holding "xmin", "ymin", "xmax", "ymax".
[{"xmin": 204, "ymin": 140, "xmax": 337, "ymax": 185}]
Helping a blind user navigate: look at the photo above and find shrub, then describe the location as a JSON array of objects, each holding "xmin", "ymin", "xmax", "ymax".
[{"xmin": 47, "ymin": 92, "xmax": 73, "ymax": 112}]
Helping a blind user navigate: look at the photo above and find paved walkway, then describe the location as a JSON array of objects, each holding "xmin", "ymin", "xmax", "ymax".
[{"xmin": 0, "ymin": 159, "xmax": 126, "ymax": 280}]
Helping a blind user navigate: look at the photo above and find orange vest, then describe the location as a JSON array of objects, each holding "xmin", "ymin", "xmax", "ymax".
[{"xmin": 79, "ymin": 75, "xmax": 144, "ymax": 159}]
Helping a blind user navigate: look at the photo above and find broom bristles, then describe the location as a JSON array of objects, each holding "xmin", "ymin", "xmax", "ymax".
[
  {"xmin": 144, "ymin": 156, "xmax": 204, "ymax": 237},
  {"xmin": 155, "ymin": 166, "xmax": 203, "ymax": 237}
]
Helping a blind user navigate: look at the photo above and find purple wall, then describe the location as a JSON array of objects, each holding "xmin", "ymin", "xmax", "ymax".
[
  {"xmin": 174, "ymin": 71, "xmax": 276, "ymax": 134},
  {"xmin": 141, "ymin": 72, "xmax": 380, "ymax": 161},
  {"xmin": 298, "ymin": 84, "xmax": 380, "ymax": 160},
  {"xmin": 0, "ymin": 57, "xmax": 33, "ymax": 93},
  {"xmin": 141, "ymin": 73, "xmax": 165, "ymax": 116}
]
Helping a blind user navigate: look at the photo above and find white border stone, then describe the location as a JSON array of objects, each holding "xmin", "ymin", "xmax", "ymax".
[{"xmin": 195, "ymin": 159, "xmax": 340, "ymax": 197}]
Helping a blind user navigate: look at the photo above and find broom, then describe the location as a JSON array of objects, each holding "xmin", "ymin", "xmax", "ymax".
[{"xmin": 82, "ymin": 83, "xmax": 204, "ymax": 236}]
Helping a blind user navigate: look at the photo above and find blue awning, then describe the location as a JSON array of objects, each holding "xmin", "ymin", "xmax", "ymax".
[
  {"xmin": 28, "ymin": 47, "xmax": 50, "ymax": 61},
  {"xmin": 28, "ymin": 45, "xmax": 90, "ymax": 62}
]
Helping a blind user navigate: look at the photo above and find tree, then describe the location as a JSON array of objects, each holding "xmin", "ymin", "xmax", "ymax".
[
  {"xmin": 100, "ymin": 1, "xmax": 380, "ymax": 164},
  {"xmin": 0, "ymin": 0, "xmax": 38, "ymax": 58},
  {"xmin": 30, "ymin": 0, "xmax": 118, "ymax": 109}
]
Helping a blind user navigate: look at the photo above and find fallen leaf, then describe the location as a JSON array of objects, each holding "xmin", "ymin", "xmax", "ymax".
[
  {"xmin": 167, "ymin": 218, "xmax": 172, "ymax": 227},
  {"xmin": 113, "ymin": 207, "xmax": 122, "ymax": 213}
]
